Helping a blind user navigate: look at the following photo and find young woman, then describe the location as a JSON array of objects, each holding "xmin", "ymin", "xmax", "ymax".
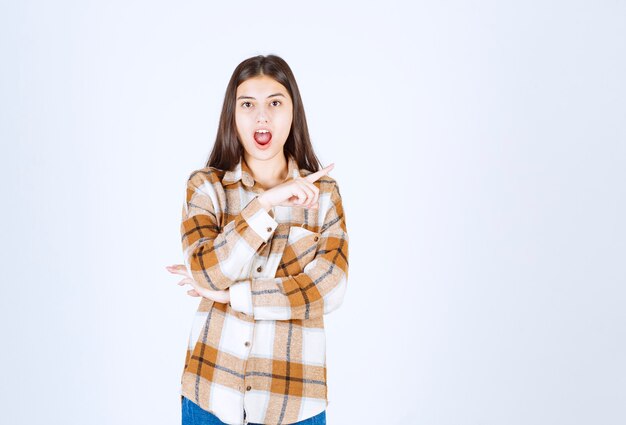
[{"xmin": 166, "ymin": 54, "xmax": 349, "ymax": 425}]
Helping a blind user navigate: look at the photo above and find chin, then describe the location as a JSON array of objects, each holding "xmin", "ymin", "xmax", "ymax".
[
  {"xmin": 243, "ymin": 147, "xmax": 271, "ymax": 160},
  {"xmin": 244, "ymin": 142, "xmax": 285, "ymax": 159}
]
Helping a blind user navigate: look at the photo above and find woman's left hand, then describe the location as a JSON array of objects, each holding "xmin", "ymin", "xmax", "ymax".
[{"xmin": 166, "ymin": 264, "xmax": 230, "ymax": 304}]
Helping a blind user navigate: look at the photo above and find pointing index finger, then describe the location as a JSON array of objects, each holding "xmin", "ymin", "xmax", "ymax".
[{"xmin": 305, "ymin": 163, "xmax": 335, "ymax": 183}]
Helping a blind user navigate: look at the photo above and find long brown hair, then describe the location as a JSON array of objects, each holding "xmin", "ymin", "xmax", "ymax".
[{"xmin": 205, "ymin": 54, "xmax": 322, "ymax": 173}]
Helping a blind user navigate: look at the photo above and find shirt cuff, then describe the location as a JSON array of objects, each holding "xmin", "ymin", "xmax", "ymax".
[
  {"xmin": 241, "ymin": 196, "xmax": 278, "ymax": 243},
  {"xmin": 229, "ymin": 280, "xmax": 254, "ymax": 315}
]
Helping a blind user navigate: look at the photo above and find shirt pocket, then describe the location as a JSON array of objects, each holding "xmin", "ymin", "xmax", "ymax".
[{"xmin": 277, "ymin": 225, "xmax": 321, "ymax": 276}]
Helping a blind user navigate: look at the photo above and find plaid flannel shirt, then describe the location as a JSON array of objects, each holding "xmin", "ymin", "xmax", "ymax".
[{"xmin": 179, "ymin": 154, "xmax": 349, "ymax": 425}]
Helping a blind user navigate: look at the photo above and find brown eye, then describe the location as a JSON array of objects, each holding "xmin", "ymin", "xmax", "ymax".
[
  {"xmin": 271, "ymin": 100, "xmax": 281, "ymax": 106},
  {"xmin": 241, "ymin": 101, "xmax": 252, "ymax": 108}
]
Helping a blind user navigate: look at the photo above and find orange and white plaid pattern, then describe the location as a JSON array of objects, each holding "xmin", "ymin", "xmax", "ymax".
[{"xmin": 179, "ymin": 154, "xmax": 349, "ymax": 425}]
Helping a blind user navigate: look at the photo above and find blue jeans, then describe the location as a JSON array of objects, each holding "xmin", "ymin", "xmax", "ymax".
[{"xmin": 182, "ymin": 396, "xmax": 326, "ymax": 425}]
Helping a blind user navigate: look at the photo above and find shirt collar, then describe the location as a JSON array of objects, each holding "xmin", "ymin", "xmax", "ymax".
[{"xmin": 222, "ymin": 154, "xmax": 302, "ymax": 188}]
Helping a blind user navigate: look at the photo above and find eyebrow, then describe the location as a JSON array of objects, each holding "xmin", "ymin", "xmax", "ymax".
[{"xmin": 236, "ymin": 93, "xmax": 286, "ymax": 100}]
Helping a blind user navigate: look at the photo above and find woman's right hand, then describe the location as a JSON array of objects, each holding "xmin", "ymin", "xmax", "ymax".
[{"xmin": 258, "ymin": 163, "xmax": 335, "ymax": 211}]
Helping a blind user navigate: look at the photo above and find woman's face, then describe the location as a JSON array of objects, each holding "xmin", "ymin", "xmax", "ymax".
[{"xmin": 235, "ymin": 75, "xmax": 293, "ymax": 162}]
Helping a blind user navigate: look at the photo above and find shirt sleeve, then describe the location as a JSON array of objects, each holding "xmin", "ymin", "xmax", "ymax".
[
  {"xmin": 181, "ymin": 172, "xmax": 278, "ymax": 291},
  {"xmin": 229, "ymin": 182, "xmax": 349, "ymax": 320}
]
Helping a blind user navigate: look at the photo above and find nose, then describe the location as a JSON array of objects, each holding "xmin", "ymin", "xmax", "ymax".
[{"xmin": 256, "ymin": 107, "xmax": 269, "ymax": 123}]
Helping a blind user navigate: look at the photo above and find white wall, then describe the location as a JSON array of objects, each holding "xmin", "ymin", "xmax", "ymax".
[{"xmin": 1, "ymin": 1, "xmax": 624, "ymax": 424}]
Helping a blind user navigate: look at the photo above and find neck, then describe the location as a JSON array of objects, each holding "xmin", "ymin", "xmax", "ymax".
[{"xmin": 243, "ymin": 152, "xmax": 289, "ymax": 190}]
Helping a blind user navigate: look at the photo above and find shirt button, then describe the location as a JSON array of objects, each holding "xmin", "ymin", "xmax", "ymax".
[
  {"xmin": 314, "ymin": 236, "xmax": 319, "ymax": 241},
  {"xmin": 256, "ymin": 266, "xmax": 262, "ymax": 273},
  {"xmin": 244, "ymin": 341, "xmax": 250, "ymax": 347},
  {"xmin": 246, "ymin": 385, "xmax": 252, "ymax": 391},
  {"xmin": 266, "ymin": 226, "xmax": 272, "ymax": 232}
]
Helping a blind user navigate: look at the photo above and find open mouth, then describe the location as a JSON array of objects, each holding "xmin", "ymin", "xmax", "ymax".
[{"xmin": 253, "ymin": 129, "xmax": 272, "ymax": 146}]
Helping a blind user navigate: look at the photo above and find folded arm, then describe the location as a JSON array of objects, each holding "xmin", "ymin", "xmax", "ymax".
[{"xmin": 180, "ymin": 171, "xmax": 278, "ymax": 291}]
